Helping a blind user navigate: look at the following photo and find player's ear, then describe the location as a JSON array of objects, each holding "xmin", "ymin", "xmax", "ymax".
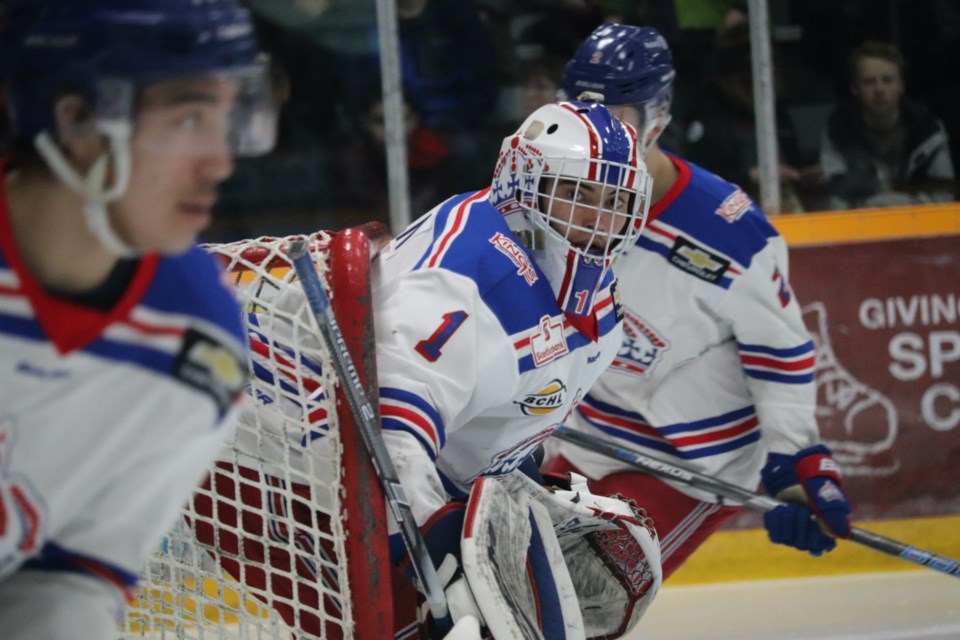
[{"xmin": 53, "ymin": 94, "xmax": 105, "ymax": 170}]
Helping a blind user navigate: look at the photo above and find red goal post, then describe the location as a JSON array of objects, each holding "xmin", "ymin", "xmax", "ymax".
[{"xmin": 120, "ymin": 224, "xmax": 393, "ymax": 639}]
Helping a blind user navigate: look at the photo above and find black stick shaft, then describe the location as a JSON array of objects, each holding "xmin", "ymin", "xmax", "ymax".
[
  {"xmin": 289, "ymin": 240, "xmax": 450, "ymax": 618},
  {"xmin": 553, "ymin": 425, "xmax": 960, "ymax": 578}
]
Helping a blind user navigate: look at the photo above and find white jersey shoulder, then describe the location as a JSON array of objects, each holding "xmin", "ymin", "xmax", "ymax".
[{"xmin": 549, "ymin": 158, "xmax": 820, "ymax": 500}]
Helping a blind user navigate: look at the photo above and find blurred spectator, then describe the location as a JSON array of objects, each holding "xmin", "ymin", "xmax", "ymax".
[
  {"xmin": 518, "ymin": 55, "xmax": 565, "ymax": 116},
  {"xmin": 895, "ymin": 0, "xmax": 960, "ymax": 179},
  {"xmin": 396, "ymin": 0, "xmax": 500, "ymax": 132},
  {"xmin": 210, "ymin": 57, "xmax": 335, "ymax": 240},
  {"xmin": 510, "ymin": 0, "xmax": 606, "ymax": 61},
  {"xmin": 388, "ymin": 0, "xmax": 503, "ymax": 193},
  {"xmin": 819, "ymin": 40, "xmax": 956, "ymax": 209},
  {"xmin": 331, "ymin": 88, "xmax": 455, "ymax": 225},
  {"xmin": 680, "ymin": 20, "xmax": 820, "ymax": 212}
]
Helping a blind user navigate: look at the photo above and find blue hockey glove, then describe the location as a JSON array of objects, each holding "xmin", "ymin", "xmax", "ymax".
[
  {"xmin": 763, "ymin": 504, "xmax": 836, "ymax": 556},
  {"xmin": 761, "ymin": 445, "xmax": 851, "ymax": 555},
  {"xmin": 394, "ymin": 502, "xmax": 482, "ymax": 638}
]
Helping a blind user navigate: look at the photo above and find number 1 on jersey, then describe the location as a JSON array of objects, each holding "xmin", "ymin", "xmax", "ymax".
[{"xmin": 416, "ymin": 311, "xmax": 469, "ymax": 362}]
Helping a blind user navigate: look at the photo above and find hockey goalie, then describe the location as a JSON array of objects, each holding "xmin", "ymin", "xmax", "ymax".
[
  {"xmin": 184, "ymin": 98, "xmax": 665, "ymax": 639},
  {"xmin": 185, "ymin": 276, "xmax": 663, "ymax": 640}
]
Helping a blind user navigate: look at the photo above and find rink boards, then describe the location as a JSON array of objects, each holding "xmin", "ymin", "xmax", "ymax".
[{"xmin": 674, "ymin": 202, "xmax": 960, "ymax": 584}]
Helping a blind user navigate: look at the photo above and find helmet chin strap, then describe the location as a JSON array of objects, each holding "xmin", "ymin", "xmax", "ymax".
[{"xmin": 34, "ymin": 123, "xmax": 140, "ymax": 257}]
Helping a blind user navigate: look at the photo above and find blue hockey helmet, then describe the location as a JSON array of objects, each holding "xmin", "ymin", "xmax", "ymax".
[{"xmin": 562, "ymin": 24, "xmax": 675, "ymax": 153}]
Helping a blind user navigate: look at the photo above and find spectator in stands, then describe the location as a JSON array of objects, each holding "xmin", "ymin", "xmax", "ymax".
[
  {"xmin": 681, "ymin": 19, "xmax": 821, "ymax": 212},
  {"xmin": 518, "ymin": 56, "xmax": 566, "ymax": 117},
  {"xmin": 396, "ymin": 0, "xmax": 499, "ymax": 132},
  {"xmin": 819, "ymin": 40, "xmax": 956, "ymax": 209},
  {"xmin": 332, "ymin": 87, "xmax": 455, "ymax": 226},
  {"xmin": 393, "ymin": 0, "xmax": 502, "ymax": 192}
]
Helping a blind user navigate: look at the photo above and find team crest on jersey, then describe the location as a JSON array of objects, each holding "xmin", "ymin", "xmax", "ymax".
[
  {"xmin": 611, "ymin": 310, "xmax": 670, "ymax": 378},
  {"xmin": 484, "ymin": 427, "xmax": 556, "ymax": 477},
  {"xmin": 515, "ymin": 379, "xmax": 566, "ymax": 415},
  {"xmin": 530, "ymin": 315, "xmax": 569, "ymax": 367},
  {"xmin": 668, "ymin": 236, "xmax": 730, "ymax": 284},
  {"xmin": 490, "ymin": 232, "xmax": 538, "ymax": 285},
  {"xmin": 174, "ymin": 329, "xmax": 246, "ymax": 418},
  {"xmin": 715, "ymin": 189, "xmax": 753, "ymax": 223}
]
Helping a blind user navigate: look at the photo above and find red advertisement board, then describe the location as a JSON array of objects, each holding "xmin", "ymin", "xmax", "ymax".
[{"xmin": 788, "ymin": 235, "xmax": 960, "ymax": 521}]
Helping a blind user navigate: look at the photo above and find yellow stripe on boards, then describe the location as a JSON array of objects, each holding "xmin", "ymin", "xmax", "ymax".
[
  {"xmin": 668, "ymin": 515, "xmax": 960, "ymax": 585},
  {"xmin": 771, "ymin": 203, "xmax": 960, "ymax": 247}
]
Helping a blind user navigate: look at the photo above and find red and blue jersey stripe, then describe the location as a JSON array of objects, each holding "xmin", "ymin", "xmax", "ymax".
[
  {"xmin": 578, "ymin": 395, "xmax": 761, "ymax": 460},
  {"xmin": 738, "ymin": 341, "xmax": 816, "ymax": 384}
]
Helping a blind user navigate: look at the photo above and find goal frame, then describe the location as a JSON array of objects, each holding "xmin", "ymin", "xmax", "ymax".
[
  {"xmin": 120, "ymin": 223, "xmax": 393, "ymax": 639},
  {"xmin": 322, "ymin": 224, "xmax": 393, "ymax": 638}
]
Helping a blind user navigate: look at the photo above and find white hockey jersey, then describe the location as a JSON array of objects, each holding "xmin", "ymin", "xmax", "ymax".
[
  {"xmin": 545, "ymin": 155, "xmax": 819, "ymax": 502},
  {"xmin": 374, "ymin": 189, "xmax": 625, "ymax": 529},
  {"xmin": 0, "ymin": 187, "xmax": 246, "ymax": 635}
]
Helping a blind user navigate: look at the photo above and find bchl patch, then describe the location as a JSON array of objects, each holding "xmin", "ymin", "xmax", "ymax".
[
  {"xmin": 490, "ymin": 232, "xmax": 538, "ymax": 285},
  {"xmin": 715, "ymin": 188, "xmax": 753, "ymax": 222},
  {"xmin": 515, "ymin": 379, "xmax": 566, "ymax": 415},
  {"xmin": 174, "ymin": 329, "xmax": 245, "ymax": 418},
  {"xmin": 530, "ymin": 315, "xmax": 569, "ymax": 367},
  {"xmin": 668, "ymin": 237, "xmax": 730, "ymax": 284},
  {"xmin": 612, "ymin": 310, "xmax": 670, "ymax": 378}
]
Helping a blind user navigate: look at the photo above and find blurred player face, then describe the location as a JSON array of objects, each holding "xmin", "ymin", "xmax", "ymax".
[
  {"xmin": 540, "ymin": 177, "xmax": 632, "ymax": 255},
  {"xmin": 851, "ymin": 56, "xmax": 903, "ymax": 123},
  {"xmin": 110, "ymin": 76, "xmax": 239, "ymax": 254},
  {"xmin": 607, "ymin": 102, "xmax": 669, "ymax": 157}
]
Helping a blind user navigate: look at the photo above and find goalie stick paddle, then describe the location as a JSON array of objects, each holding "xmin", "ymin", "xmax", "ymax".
[
  {"xmin": 552, "ymin": 425, "xmax": 960, "ymax": 579},
  {"xmin": 288, "ymin": 239, "xmax": 450, "ymax": 620}
]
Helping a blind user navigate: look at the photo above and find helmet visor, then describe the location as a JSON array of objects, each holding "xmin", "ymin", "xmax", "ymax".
[{"xmin": 91, "ymin": 59, "xmax": 277, "ymax": 158}]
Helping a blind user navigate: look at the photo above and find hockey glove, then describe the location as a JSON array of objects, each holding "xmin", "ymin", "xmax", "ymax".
[
  {"xmin": 401, "ymin": 501, "xmax": 483, "ymax": 638},
  {"xmin": 761, "ymin": 445, "xmax": 851, "ymax": 556},
  {"xmin": 501, "ymin": 471, "xmax": 662, "ymax": 639}
]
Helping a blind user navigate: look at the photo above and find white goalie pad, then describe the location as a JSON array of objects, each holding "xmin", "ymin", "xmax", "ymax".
[
  {"xmin": 498, "ymin": 471, "xmax": 663, "ymax": 640},
  {"xmin": 460, "ymin": 475, "xmax": 586, "ymax": 640}
]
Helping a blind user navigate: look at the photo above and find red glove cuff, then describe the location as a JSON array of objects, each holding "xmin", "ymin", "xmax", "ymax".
[{"xmin": 794, "ymin": 450, "xmax": 842, "ymax": 485}]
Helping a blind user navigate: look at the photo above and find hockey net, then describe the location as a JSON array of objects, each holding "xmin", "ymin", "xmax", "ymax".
[{"xmin": 119, "ymin": 224, "xmax": 393, "ymax": 639}]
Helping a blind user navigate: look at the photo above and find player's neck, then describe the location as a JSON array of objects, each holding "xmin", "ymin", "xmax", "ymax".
[
  {"xmin": 5, "ymin": 169, "xmax": 120, "ymax": 293},
  {"xmin": 646, "ymin": 145, "xmax": 679, "ymax": 205}
]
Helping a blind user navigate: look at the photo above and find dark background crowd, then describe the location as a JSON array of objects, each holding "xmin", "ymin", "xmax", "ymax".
[{"xmin": 4, "ymin": 0, "xmax": 958, "ymax": 240}]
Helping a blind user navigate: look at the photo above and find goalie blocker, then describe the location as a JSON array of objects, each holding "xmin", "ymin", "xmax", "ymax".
[{"xmin": 404, "ymin": 470, "xmax": 662, "ymax": 639}]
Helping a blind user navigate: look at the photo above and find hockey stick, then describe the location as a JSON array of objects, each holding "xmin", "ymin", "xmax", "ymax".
[
  {"xmin": 288, "ymin": 239, "xmax": 450, "ymax": 620},
  {"xmin": 552, "ymin": 425, "xmax": 960, "ymax": 579}
]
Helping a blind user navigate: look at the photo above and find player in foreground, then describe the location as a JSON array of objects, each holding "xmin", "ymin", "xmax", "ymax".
[
  {"xmin": 544, "ymin": 24, "xmax": 853, "ymax": 579},
  {"xmin": 0, "ymin": 1, "xmax": 276, "ymax": 637},
  {"xmin": 197, "ymin": 100, "xmax": 663, "ymax": 639}
]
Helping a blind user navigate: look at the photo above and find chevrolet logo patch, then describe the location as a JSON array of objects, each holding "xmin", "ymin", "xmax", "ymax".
[{"xmin": 668, "ymin": 237, "xmax": 730, "ymax": 284}]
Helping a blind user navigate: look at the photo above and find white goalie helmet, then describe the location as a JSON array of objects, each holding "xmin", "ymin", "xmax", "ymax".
[{"xmin": 491, "ymin": 100, "xmax": 653, "ymax": 317}]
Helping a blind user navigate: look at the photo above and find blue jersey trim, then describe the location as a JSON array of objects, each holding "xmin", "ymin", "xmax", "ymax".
[
  {"xmin": 738, "ymin": 340, "xmax": 815, "ymax": 357},
  {"xmin": 744, "ymin": 369, "xmax": 816, "ymax": 384},
  {"xmin": 656, "ymin": 404, "xmax": 756, "ymax": 437},
  {"xmin": 23, "ymin": 542, "xmax": 140, "ymax": 589}
]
